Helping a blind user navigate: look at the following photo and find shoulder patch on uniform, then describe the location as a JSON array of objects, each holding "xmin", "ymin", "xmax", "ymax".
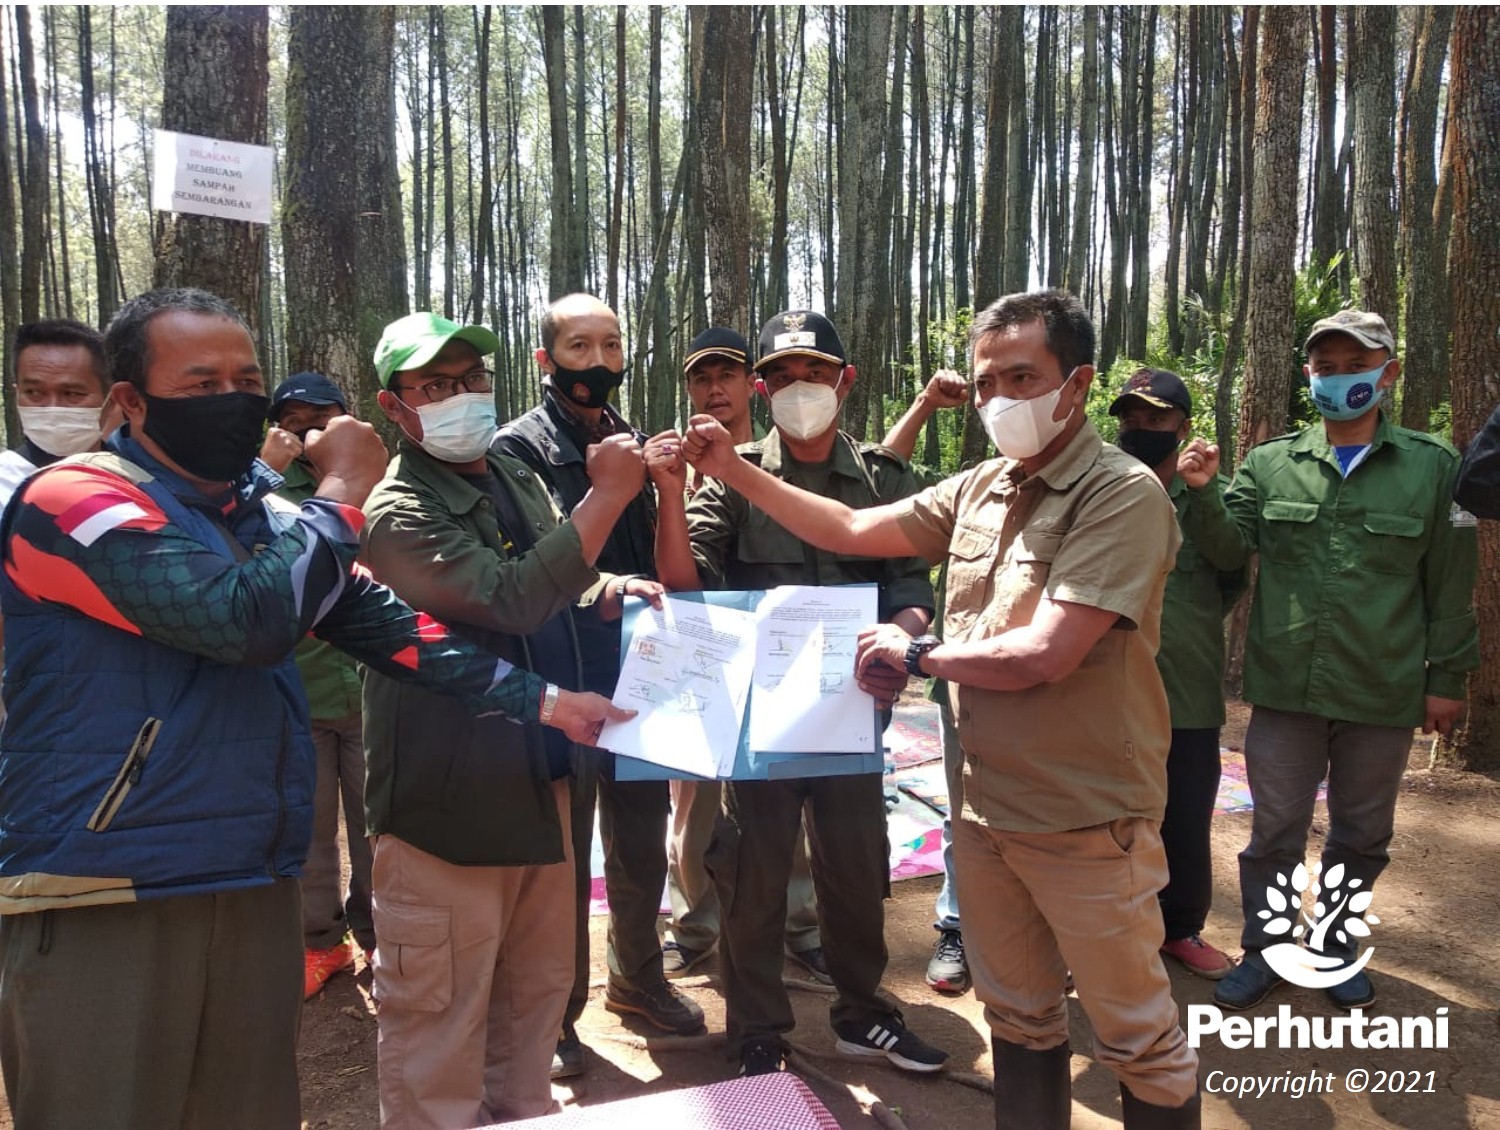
[
  {"xmin": 860, "ymin": 443, "xmax": 909, "ymax": 471},
  {"xmin": 1403, "ymin": 429, "xmax": 1460, "ymax": 457},
  {"xmin": 1260, "ymin": 431, "xmax": 1301, "ymax": 448}
]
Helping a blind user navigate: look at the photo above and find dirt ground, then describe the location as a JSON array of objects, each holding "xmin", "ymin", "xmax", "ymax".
[{"xmin": 6, "ymin": 702, "xmax": 1499, "ymax": 1128}]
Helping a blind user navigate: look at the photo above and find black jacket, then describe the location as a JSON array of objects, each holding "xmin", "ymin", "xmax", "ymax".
[
  {"xmin": 1456, "ymin": 402, "xmax": 1500, "ymax": 519},
  {"xmin": 495, "ymin": 392, "xmax": 657, "ymax": 695}
]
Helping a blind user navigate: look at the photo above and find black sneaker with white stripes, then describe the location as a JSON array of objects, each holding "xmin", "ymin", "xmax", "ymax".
[{"xmin": 834, "ymin": 1012, "xmax": 949, "ymax": 1074}]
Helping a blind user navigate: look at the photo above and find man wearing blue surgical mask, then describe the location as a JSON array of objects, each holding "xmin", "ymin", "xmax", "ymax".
[{"xmin": 1178, "ymin": 310, "xmax": 1479, "ymax": 1014}]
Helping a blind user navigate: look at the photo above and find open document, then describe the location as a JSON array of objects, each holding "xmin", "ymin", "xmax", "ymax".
[
  {"xmin": 604, "ymin": 584, "xmax": 883, "ymax": 780},
  {"xmin": 748, "ymin": 584, "xmax": 879, "ymax": 753},
  {"xmin": 598, "ymin": 594, "xmax": 757, "ymax": 778}
]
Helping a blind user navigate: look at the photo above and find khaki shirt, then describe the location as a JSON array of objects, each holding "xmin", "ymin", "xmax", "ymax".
[{"xmin": 890, "ymin": 422, "xmax": 1180, "ymax": 833}]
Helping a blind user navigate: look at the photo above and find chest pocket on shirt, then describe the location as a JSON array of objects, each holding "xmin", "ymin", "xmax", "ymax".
[
  {"xmin": 736, "ymin": 508, "xmax": 808, "ymax": 565},
  {"xmin": 1261, "ymin": 498, "xmax": 1318, "ymax": 564},
  {"xmin": 945, "ymin": 523, "xmax": 1002, "ymax": 635},
  {"xmin": 989, "ymin": 527, "xmax": 1063, "ymax": 632},
  {"xmin": 1360, "ymin": 511, "xmax": 1426, "ymax": 575}
]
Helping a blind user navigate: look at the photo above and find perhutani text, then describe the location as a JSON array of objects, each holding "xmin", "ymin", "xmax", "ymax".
[{"xmin": 1187, "ymin": 1004, "xmax": 1449, "ymax": 1050}]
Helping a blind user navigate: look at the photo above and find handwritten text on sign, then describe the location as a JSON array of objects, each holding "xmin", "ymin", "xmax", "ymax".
[{"xmin": 151, "ymin": 130, "xmax": 273, "ymax": 226}]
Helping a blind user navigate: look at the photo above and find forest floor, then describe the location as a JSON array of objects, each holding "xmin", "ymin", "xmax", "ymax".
[{"xmin": 3, "ymin": 700, "xmax": 1498, "ymax": 1129}]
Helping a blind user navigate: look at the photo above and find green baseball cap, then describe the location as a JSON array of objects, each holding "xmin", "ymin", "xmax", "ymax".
[{"xmin": 374, "ymin": 312, "xmax": 501, "ymax": 388}]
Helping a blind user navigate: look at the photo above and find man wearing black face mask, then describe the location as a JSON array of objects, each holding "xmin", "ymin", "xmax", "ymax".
[
  {"xmin": 1110, "ymin": 368, "xmax": 1246, "ymax": 982},
  {"xmin": 495, "ymin": 294, "xmax": 699, "ymax": 1076},
  {"xmin": 0, "ymin": 289, "xmax": 632, "ymax": 1128}
]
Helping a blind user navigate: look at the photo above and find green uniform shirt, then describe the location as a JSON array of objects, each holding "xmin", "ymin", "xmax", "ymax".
[
  {"xmin": 275, "ymin": 458, "xmax": 363, "ymax": 721},
  {"xmin": 686, "ymin": 429, "xmax": 934, "ymax": 622},
  {"xmin": 1157, "ymin": 476, "xmax": 1248, "ymax": 730},
  {"xmin": 1180, "ymin": 414, "xmax": 1479, "ymax": 729}
]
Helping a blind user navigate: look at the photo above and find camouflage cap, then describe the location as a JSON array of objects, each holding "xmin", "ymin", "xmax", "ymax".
[{"xmin": 1304, "ymin": 310, "xmax": 1396, "ymax": 355}]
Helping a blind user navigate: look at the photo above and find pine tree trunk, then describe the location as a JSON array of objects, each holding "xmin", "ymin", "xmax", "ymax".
[
  {"xmin": 471, "ymin": 7, "xmax": 492, "ymax": 326},
  {"xmin": 1001, "ymin": 9, "xmax": 1030, "ymax": 295},
  {"xmin": 1440, "ymin": 7, "xmax": 1500, "ymax": 772},
  {"xmin": 16, "ymin": 5, "xmax": 47, "ymax": 324},
  {"xmin": 973, "ymin": 11, "xmax": 1010, "ymax": 312},
  {"xmin": 152, "ymin": 6, "xmax": 269, "ymax": 337},
  {"xmin": 696, "ymin": 5, "xmax": 752, "ymax": 337},
  {"xmin": 1065, "ymin": 6, "xmax": 1097, "ymax": 297},
  {"xmin": 606, "ymin": 8, "xmax": 625, "ymax": 312},
  {"xmin": 1237, "ymin": 7, "xmax": 1305, "ymax": 457},
  {"xmin": 0, "ymin": 10, "xmax": 21, "ymax": 445},
  {"xmin": 570, "ymin": 6, "xmax": 591, "ymax": 293},
  {"xmin": 834, "ymin": 5, "xmax": 892, "ymax": 441},
  {"xmin": 79, "ymin": 6, "xmax": 120, "ymax": 324},
  {"xmin": 1399, "ymin": 6, "xmax": 1454, "ymax": 432},
  {"xmin": 540, "ymin": 6, "xmax": 577, "ymax": 300},
  {"xmin": 282, "ymin": 6, "xmax": 407, "ymax": 430},
  {"xmin": 1351, "ymin": 7, "xmax": 1399, "ymax": 329},
  {"xmin": 1309, "ymin": 7, "xmax": 1344, "ymax": 271}
]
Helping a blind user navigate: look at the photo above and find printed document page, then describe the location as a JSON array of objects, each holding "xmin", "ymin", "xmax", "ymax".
[
  {"xmin": 600, "ymin": 593, "xmax": 756, "ymax": 777},
  {"xmin": 747, "ymin": 584, "xmax": 878, "ymax": 753}
]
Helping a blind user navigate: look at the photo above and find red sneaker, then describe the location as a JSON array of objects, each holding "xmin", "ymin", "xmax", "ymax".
[
  {"xmin": 1161, "ymin": 935, "xmax": 1233, "ymax": 980},
  {"xmin": 304, "ymin": 939, "xmax": 356, "ymax": 999}
]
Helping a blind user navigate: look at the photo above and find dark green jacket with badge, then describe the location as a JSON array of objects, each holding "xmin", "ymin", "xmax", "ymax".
[
  {"xmin": 686, "ymin": 429, "xmax": 934, "ymax": 621},
  {"xmin": 360, "ymin": 442, "xmax": 605, "ymax": 866},
  {"xmin": 1180, "ymin": 414, "xmax": 1478, "ymax": 729}
]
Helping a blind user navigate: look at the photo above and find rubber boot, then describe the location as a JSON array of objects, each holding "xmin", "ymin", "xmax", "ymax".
[
  {"xmin": 1120, "ymin": 1082, "xmax": 1202, "ymax": 1129},
  {"xmin": 991, "ymin": 1038, "xmax": 1070, "ymax": 1130}
]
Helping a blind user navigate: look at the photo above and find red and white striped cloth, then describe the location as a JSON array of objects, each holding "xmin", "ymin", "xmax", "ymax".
[{"xmin": 500, "ymin": 1072, "xmax": 843, "ymax": 1130}]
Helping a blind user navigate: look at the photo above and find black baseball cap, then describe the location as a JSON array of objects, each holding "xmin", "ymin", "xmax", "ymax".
[
  {"xmin": 1108, "ymin": 367, "xmax": 1192, "ymax": 417},
  {"xmin": 268, "ymin": 371, "xmax": 348, "ymax": 422},
  {"xmin": 754, "ymin": 310, "xmax": 847, "ymax": 371},
  {"xmin": 683, "ymin": 327, "xmax": 749, "ymax": 373}
]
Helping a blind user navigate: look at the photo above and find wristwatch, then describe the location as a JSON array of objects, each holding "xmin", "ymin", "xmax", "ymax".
[
  {"xmin": 613, "ymin": 574, "xmax": 637, "ymax": 602},
  {"xmin": 904, "ymin": 634, "xmax": 941, "ymax": 676},
  {"xmin": 539, "ymin": 682, "xmax": 560, "ymax": 725}
]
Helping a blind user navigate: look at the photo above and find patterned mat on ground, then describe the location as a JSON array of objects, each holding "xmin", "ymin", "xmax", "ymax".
[{"xmin": 502, "ymin": 1071, "xmax": 843, "ymax": 1129}]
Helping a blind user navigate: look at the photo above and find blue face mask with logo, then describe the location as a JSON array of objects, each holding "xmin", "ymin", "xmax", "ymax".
[{"xmin": 1308, "ymin": 364, "xmax": 1387, "ymax": 421}]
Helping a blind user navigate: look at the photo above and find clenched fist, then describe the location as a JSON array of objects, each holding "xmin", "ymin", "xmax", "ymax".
[
  {"xmin": 681, "ymin": 414, "xmax": 738, "ymax": 482},
  {"xmin": 1177, "ymin": 438, "xmax": 1220, "ymax": 489},
  {"xmin": 586, "ymin": 433, "xmax": 647, "ymax": 501}
]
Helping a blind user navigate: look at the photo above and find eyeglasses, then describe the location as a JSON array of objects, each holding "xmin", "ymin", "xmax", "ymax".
[{"xmin": 395, "ymin": 369, "xmax": 495, "ymax": 403}]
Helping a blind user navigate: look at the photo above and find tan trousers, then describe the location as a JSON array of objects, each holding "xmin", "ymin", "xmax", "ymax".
[
  {"xmin": 666, "ymin": 777, "xmax": 820, "ymax": 953},
  {"xmin": 373, "ymin": 781, "xmax": 574, "ymax": 1129},
  {"xmin": 954, "ymin": 815, "xmax": 1200, "ymax": 1108}
]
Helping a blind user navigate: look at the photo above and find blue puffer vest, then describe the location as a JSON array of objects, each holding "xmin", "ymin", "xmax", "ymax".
[{"xmin": 0, "ymin": 446, "xmax": 315, "ymax": 913}]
